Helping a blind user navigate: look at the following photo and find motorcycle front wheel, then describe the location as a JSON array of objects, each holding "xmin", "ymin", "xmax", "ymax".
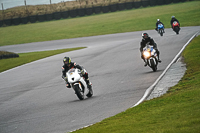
[
  {"xmin": 150, "ymin": 59, "xmax": 157, "ymax": 72},
  {"xmin": 74, "ymin": 84, "xmax": 84, "ymax": 100},
  {"xmin": 159, "ymin": 29, "xmax": 163, "ymax": 36}
]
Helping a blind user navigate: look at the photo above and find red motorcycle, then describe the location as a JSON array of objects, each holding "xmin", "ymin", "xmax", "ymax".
[{"xmin": 172, "ymin": 21, "xmax": 180, "ymax": 34}]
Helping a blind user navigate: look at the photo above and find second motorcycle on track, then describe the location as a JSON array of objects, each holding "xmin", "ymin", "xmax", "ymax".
[{"xmin": 143, "ymin": 44, "xmax": 159, "ymax": 72}]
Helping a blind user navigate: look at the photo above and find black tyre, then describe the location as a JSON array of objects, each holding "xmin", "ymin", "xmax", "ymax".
[
  {"xmin": 74, "ymin": 84, "xmax": 84, "ymax": 100},
  {"xmin": 86, "ymin": 86, "xmax": 93, "ymax": 98},
  {"xmin": 150, "ymin": 59, "xmax": 157, "ymax": 72},
  {"xmin": 160, "ymin": 29, "xmax": 163, "ymax": 36},
  {"xmin": 175, "ymin": 27, "xmax": 179, "ymax": 34}
]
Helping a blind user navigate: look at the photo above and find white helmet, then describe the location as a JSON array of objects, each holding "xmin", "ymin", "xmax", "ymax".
[
  {"xmin": 171, "ymin": 16, "xmax": 175, "ymax": 18},
  {"xmin": 157, "ymin": 19, "xmax": 160, "ymax": 21}
]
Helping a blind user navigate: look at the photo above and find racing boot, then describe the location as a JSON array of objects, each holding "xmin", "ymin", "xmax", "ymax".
[
  {"xmin": 156, "ymin": 50, "xmax": 162, "ymax": 63},
  {"xmin": 86, "ymin": 78, "xmax": 92, "ymax": 89},
  {"xmin": 84, "ymin": 72, "xmax": 92, "ymax": 88},
  {"xmin": 66, "ymin": 82, "xmax": 71, "ymax": 88},
  {"xmin": 144, "ymin": 62, "xmax": 147, "ymax": 67},
  {"xmin": 158, "ymin": 56, "xmax": 162, "ymax": 63},
  {"xmin": 141, "ymin": 55, "xmax": 147, "ymax": 67},
  {"xmin": 64, "ymin": 77, "xmax": 71, "ymax": 88},
  {"xmin": 143, "ymin": 59, "xmax": 147, "ymax": 67}
]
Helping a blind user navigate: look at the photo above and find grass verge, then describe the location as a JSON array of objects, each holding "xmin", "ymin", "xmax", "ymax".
[
  {"xmin": 0, "ymin": 1, "xmax": 200, "ymax": 46},
  {"xmin": 72, "ymin": 36, "xmax": 200, "ymax": 133},
  {"xmin": 0, "ymin": 47, "xmax": 85, "ymax": 73}
]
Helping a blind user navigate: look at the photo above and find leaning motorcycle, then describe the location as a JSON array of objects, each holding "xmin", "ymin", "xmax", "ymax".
[
  {"xmin": 143, "ymin": 44, "xmax": 159, "ymax": 72},
  {"xmin": 172, "ymin": 21, "xmax": 180, "ymax": 34},
  {"xmin": 157, "ymin": 24, "xmax": 164, "ymax": 36},
  {"xmin": 66, "ymin": 68, "xmax": 93, "ymax": 100}
]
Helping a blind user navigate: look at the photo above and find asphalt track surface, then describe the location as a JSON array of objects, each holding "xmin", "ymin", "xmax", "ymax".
[{"xmin": 0, "ymin": 26, "xmax": 199, "ymax": 133}]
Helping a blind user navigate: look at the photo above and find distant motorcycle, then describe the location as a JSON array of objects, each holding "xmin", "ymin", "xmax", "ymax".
[
  {"xmin": 157, "ymin": 24, "xmax": 164, "ymax": 36},
  {"xmin": 172, "ymin": 21, "xmax": 180, "ymax": 34},
  {"xmin": 143, "ymin": 44, "xmax": 159, "ymax": 72},
  {"xmin": 66, "ymin": 68, "xmax": 93, "ymax": 100}
]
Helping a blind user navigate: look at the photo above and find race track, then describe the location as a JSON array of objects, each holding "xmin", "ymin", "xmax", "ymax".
[{"xmin": 0, "ymin": 26, "xmax": 199, "ymax": 133}]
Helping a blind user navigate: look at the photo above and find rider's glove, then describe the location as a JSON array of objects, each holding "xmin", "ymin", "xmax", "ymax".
[
  {"xmin": 81, "ymin": 70, "xmax": 85, "ymax": 75},
  {"xmin": 64, "ymin": 77, "xmax": 68, "ymax": 82}
]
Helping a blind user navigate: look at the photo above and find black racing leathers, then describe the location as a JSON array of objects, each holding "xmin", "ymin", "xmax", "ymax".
[{"xmin": 140, "ymin": 37, "xmax": 160, "ymax": 60}]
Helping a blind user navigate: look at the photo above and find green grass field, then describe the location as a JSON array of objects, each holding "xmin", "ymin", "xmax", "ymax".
[{"xmin": 0, "ymin": 1, "xmax": 200, "ymax": 46}]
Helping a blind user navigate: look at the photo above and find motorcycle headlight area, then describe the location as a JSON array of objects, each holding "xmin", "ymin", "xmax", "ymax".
[{"xmin": 143, "ymin": 51, "xmax": 150, "ymax": 58}]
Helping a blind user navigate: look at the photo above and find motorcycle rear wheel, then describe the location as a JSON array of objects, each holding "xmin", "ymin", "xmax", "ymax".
[
  {"xmin": 175, "ymin": 27, "xmax": 179, "ymax": 34},
  {"xmin": 86, "ymin": 86, "xmax": 93, "ymax": 98}
]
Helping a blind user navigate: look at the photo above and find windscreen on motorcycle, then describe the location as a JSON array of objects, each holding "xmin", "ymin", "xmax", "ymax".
[
  {"xmin": 146, "ymin": 45, "xmax": 151, "ymax": 50},
  {"xmin": 68, "ymin": 68, "xmax": 76, "ymax": 73}
]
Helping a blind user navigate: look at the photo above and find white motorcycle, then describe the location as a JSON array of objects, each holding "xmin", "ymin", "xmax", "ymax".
[
  {"xmin": 66, "ymin": 68, "xmax": 93, "ymax": 100},
  {"xmin": 143, "ymin": 44, "xmax": 159, "ymax": 72}
]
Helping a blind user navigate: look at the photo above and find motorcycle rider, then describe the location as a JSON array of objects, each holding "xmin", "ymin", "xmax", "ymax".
[
  {"xmin": 140, "ymin": 33, "xmax": 161, "ymax": 66},
  {"xmin": 170, "ymin": 16, "xmax": 180, "ymax": 29},
  {"xmin": 62, "ymin": 57, "xmax": 91, "ymax": 88},
  {"xmin": 155, "ymin": 19, "xmax": 165, "ymax": 33}
]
